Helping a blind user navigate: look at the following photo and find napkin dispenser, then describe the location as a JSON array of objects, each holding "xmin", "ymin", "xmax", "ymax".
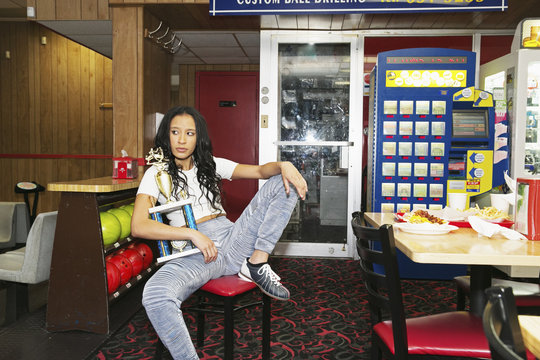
[
  {"xmin": 514, "ymin": 177, "xmax": 540, "ymax": 241},
  {"xmin": 112, "ymin": 150, "xmax": 138, "ymax": 179}
]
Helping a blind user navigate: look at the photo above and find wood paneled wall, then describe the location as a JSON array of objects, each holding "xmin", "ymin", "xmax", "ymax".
[
  {"xmin": 28, "ymin": 0, "xmax": 111, "ymax": 20},
  {"xmin": 0, "ymin": 22, "xmax": 113, "ymax": 213},
  {"xmin": 109, "ymin": 0, "xmax": 208, "ymax": 4},
  {"xmin": 176, "ymin": 64, "xmax": 259, "ymax": 107}
]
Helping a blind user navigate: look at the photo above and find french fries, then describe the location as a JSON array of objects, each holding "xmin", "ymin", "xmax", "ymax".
[{"xmin": 474, "ymin": 205, "xmax": 511, "ymax": 220}]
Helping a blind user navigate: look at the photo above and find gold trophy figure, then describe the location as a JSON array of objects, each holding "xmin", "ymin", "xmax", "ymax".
[{"xmin": 145, "ymin": 147, "xmax": 195, "ymax": 260}]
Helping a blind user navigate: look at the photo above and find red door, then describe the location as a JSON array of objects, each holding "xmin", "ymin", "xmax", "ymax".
[{"xmin": 196, "ymin": 72, "xmax": 259, "ymax": 221}]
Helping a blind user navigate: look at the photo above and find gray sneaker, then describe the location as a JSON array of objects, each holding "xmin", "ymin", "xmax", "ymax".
[{"xmin": 238, "ymin": 259, "xmax": 290, "ymax": 301}]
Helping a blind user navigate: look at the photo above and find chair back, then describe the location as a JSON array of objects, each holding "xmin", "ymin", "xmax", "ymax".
[
  {"xmin": 351, "ymin": 212, "xmax": 408, "ymax": 358},
  {"xmin": 0, "ymin": 202, "xmax": 30, "ymax": 249},
  {"xmin": 483, "ymin": 286, "xmax": 527, "ymax": 360},
  {"xmin": 20, "ymin": 211, "xmax": 58, "ymax": 284}
]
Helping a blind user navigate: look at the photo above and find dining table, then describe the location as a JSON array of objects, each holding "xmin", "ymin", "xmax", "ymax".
[
  {"xmin": 519, "ymin": 315, "xmax": 540, "ymax": 359},
  {"xmin": 363, "ymin": 212, "xmax": 540, "ymax": 316}
]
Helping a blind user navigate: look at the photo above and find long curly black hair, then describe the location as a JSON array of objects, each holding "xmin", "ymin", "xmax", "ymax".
[{"xmin": 154, "ymin": 106, "xmax": 223, "ymax": 212}]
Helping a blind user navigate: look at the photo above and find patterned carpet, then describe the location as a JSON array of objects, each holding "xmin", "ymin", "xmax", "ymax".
[{"xmin": 89, "ymin": 257, "xmax": 460, "ymax": 360}]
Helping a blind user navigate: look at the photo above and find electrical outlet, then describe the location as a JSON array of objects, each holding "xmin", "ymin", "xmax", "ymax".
[{"xmin": 261, "ymin": 115, "xmax": 268, "ymax": 128}]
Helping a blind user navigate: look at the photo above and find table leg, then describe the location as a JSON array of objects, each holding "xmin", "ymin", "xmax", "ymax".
[{"xmin": 469, "ymin": 265, "xmax": 492, "ymax": 316}]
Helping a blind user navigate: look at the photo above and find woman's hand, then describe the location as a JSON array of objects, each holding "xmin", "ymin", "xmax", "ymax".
[
  {"xmin": 280, "ymin": 161, "xmax": 308, "ymax": 200},
  {"xmin": 188, "ymin": 229, "xmax": 218, "ymax": 263}
]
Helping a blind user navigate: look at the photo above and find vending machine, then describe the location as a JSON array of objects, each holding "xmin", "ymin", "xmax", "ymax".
[
  {"xmin": 481, "ymin": 18, "xmax": 540, "ymax": 180},
  {"xmin": 481, "ymin": 19, "xmax": 540, "ymax": 278},
  {"xmin": 367, "ymin": 47, "xmax": 503, "ymax": 279}
]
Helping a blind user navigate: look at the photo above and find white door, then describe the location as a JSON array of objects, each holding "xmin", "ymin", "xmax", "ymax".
[{"xmin": 259, "ymin": 31, "xmax": 363, "ymax": 258}]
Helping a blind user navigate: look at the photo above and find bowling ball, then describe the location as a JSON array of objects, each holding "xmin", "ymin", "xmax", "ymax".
[
  {"xmin": 121, "ymin": 204, "xmax": 134, "ymax": 216},
  {"xmin": 129, "ymin": 242, "xmax": 154, "ymax": 268},
  {"xmin": 108, "ymin": 208, "xmax": 131, "ymax": 240},
  {"xmin": 106, "ymin": 261, "xmax": 121, "ymax": 294},
  {"xmin": 100, "ymin": 211, "xmax": 121, "ymax": 246},
  {"xmin": 108, "ymin": 254, "xmax": 133, "ymax": 285},
  {"xmin": 118, "ymin": 248, "xmax": 144, "ymax": 276}
]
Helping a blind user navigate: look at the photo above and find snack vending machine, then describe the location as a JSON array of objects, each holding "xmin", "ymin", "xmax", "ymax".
[
  {"xmin": 481, "ymin": 19, "xmax": 540, "ymax": 252},
  {"xmin": 367, "ymin": 47, "xmax": 502, "ymax": 279},
  {"xmin": 481, "ymin": 18, "xmax": 540, "ymax": 180}
]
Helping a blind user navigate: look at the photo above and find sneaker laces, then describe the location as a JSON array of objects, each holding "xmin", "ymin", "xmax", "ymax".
[{"xmin": 257, "ymin": 264, "xmax": 282, "ymax": 284}]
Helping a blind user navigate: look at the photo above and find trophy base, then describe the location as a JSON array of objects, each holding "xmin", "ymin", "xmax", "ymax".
[
  {"xmin": 149, "ymin": 200, "xmax": 192, "ymax": 215},
  {"xmin": 156, "ymin": 242, "xmax": 221, "ymax": 264}
]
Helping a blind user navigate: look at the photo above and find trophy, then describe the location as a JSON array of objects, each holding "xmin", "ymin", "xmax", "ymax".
[{"xmin": 145, "ymin": 147, "xmax": 200, "ymax": 263}]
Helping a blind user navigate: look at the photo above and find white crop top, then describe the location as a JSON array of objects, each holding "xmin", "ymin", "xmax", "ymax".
[{"xmin": 137, "ymin": 157, "xmax": 238, "ymax": 227}]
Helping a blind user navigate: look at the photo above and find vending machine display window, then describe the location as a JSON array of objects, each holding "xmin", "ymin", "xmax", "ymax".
[
  {"xmin": 397, "ymin": 183, "xmax": 411, "ymax": 197},
  {"xmin": 432, "ymin": 122, "xmax": 446, "ymax": 136},
  {"xmin": 399, "ymin": 122, "xmax": 413, "ymax": 135},
  {"xmin": 432, "ymin": 101, "xmax": 447, "ymax": 115},
  {"xmin": 415, "ymin": 122, "xmax": 430, "ymax": 136},
  {"xmin": 415, "ymin": 143, "xmax": 429, "ymax": 157},
  {"xmin": 398, "ymin": 163, "xmax": 412, "ymax": 177},
  {"xmin": 399, "ymin": 142, "xmax": 413, "ymax": 156},
  {"xmin": 400, "ymin": 101, "xmax": 414, "ymax": 114},
  {"xmin": 413, "ymin": 183, "xmax": 427, "ymax": 197},
  {"xmin": 384, "ymin": 101, "xmax": 398, "ymax": 114},
  {"xmin": 397, "ymin": 203, "xmax": 411, "ymax": 212},
  {"xmin": 414, "ymin": 163, "xmax": 428, "ymax": 177},
  {"xmin": 416, "ymin": 101, "xmax": 430, "ymax": 115},
  {"xmin": 384, "ymin": 121, "xmax": 397, "ymax": 135},
  {"xmin": 382, "ymin": 142, "xmax": 396, "ymax": 156},
  {"xmin": 431, "ymin": 143, "xmax": 445, "ymax": 157},
  {"xmin": 430, "ymin": 183, "xmax": 445, "ymax": 198}
]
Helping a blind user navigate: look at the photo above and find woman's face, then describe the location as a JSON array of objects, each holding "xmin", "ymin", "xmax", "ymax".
[{"xmin": 169, "ymin": 114, "xmax": 197, "ymax": 169}]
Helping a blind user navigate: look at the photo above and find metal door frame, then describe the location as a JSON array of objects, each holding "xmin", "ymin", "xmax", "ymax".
[{"xmin": 259, "ymin": 31, "xmax": 363, "ymax": 258}]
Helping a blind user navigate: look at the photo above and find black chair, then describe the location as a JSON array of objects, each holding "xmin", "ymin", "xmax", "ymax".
[
  {"xmin": 482, "ymin": 286, "xmax": 528, "ymax": 360},
  {"xmin": 455, "ymin": 275, "xmax": 540, "ymax": 313},
  {"xmin": 351, "ymin": 212, "xmax": 491, "ymax": 359},
  {"xmin": 155, "ymin": 275, "xmax": 271, "ymax": 360}
]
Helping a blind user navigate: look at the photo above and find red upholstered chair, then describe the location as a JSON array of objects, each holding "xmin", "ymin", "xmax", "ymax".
[
  {"xmin": 351, "ymin": 212, "xmax": 491, "ymax": 359},
  {"xmin": 455, "ymin": 275, "xmax": 540, "ymax": 313},
  {"xmin": 156, "ymin": 275, "xmax": 271, "ymax": 360}
]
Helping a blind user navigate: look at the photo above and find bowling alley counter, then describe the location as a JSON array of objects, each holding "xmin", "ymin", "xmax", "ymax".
[{"xmin": 46, "ymin": 175, "xmax": 158, "ymax": 334}]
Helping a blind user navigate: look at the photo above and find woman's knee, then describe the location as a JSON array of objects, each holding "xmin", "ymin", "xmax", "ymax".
[{"xmin": 142, "ymin": 276, "xmax": 176, "ymax": 310}]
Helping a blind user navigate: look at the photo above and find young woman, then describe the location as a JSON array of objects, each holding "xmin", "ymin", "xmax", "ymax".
[{"xmin": 131, "ymin": 106, "xmax": 307, "ymax": 359}]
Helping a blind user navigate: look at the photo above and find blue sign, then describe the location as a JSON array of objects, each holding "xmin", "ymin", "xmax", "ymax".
[{"xmin": 210, "ymin": 0, "xmax": 507, "ymax": 16}]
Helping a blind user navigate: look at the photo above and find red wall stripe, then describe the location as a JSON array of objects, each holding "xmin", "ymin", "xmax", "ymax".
[
  {"xmin": 0, "ymin": 153, "xmax": 113, "ymax": 159},
  {"xmin": 0, "ymin": 154, "xmax": 147, "ymax": 165}
]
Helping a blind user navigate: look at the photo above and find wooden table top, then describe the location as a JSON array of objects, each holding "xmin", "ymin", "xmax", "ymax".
[
  {"xmin": 47, "ymin": 176, "xmax": 141, "ymax": 193},
  {"xmin": 520, "ymin": 315, "xmax": 540, "ymax": 359},
  {"xmin": 364, "ymin": 212, "xmax": 540, "ymax": 267}
]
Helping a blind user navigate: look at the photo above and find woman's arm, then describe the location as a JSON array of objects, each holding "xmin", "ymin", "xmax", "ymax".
[
  {"xmin": 232, "ymin": 161, "xmax": 307, "ymax": 200},
  {"xmin": 131, "ymin": 193, "xmax": 218, "ymax": 263}
]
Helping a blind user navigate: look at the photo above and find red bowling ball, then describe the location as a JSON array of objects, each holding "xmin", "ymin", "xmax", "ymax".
[
  {"xmin": 106, "ymin": 261, "xmax": 121, "ymax": 294},
  {"xmin": 108, "ymin": 254, "xmax": 133, "ymax": 285},
  {"xmin": 129, "ymin": 242, "xmax": 154, "ymax": 269},
  {"xmin": 118, "ymin": 248, "xmax": 144, "ymax": 276}
]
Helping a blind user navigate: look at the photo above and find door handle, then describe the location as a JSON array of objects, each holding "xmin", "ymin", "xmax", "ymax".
[{"xmin": 274, "ymin": 141, "xmax": 354, "ymax": 146}]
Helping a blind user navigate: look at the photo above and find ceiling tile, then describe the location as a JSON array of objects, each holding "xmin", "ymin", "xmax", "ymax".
[
  {"xmin": 235, "ymin": 32, "xmax": 259, "ymax": 47},
  {"xmin": 39, "ymin": 20, "xmax": 112, "ymax": 35},
  {"xmin": 191, "ymin": 47, "xmax": 244, "ymax": 57},
  {"xmin": 243, "ymin": 46, "xmax": 260, "ymax": 57},
  {"xmin": 177, "ymin": 32, "xmax": 238, "ymax": 47},
  {"xmin": 201, "ymin": 57, "xmax": 252, "ymax": 64}
]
